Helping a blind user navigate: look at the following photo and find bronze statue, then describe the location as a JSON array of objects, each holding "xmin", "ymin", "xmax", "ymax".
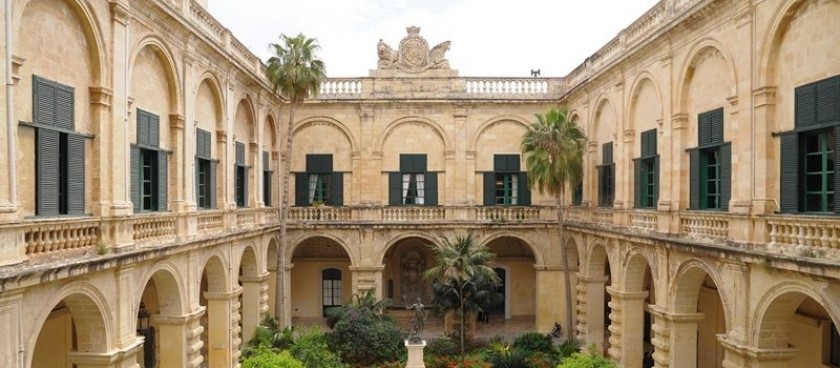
[{"xmin": 405, "ymin": 297, "xmax": 425, "ymax": 343}]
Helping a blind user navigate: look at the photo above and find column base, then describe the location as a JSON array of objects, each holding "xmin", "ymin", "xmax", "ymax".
[{"xmin": 405, "ymin": 340, "xmax": 426, "ymax": 368}]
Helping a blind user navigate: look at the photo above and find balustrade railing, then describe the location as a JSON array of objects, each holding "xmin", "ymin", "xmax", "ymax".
[
  {"xmin": 382, "ymin": 206, "xmax": 445, "ymax": 222},
  {"xmin": 262, "ymin": 208, "xmax": 279, "ymax": 224},
  {"xmin": 631, "ymin": 211, "xmax": 658, "ymax": 231},
  {"xmin": 593, "ymin": 208, "xmax": 614, "ymax": 226},
  {"xmin": 319, "ymin": 79, "xmax": 363, "ymax": 98},
  {"xmin": 679, "ymin": 211, "xmax": 729, "ymax": 239},
  {"xmin": 464, "ymin": 78, "xmax": 551, "ymax": 95},
  {"xmin": 289, "ymin": 207, "xmax": 352, "ymax": 222},
  {"xmin": 236, "ymin": 210, "xmax": 257, "ymax": 228},
  {"xmin": 565, "ymin": 206, "xmax": 588, "ymax": 223},
  {"xmin": 189, "ymin": 1, "xmax": 225, "ymax": 45},
  {"xmin": 767, "ymin": 215, "xmax": 840, "ymax": 258},
  {"xmin": 197, "ymin": 210, "xmax": 224, "ymax": 233},
  {"xmin": 133, "ymin": 215, "xmax": 177, "ymax": 246},
  {"xmin": 24, "ymin": 219, "xmax": 100, "ymax": 256},
  {"xmin": 476, "ymin": 206, "xmax": 540, "ymax": 222}
]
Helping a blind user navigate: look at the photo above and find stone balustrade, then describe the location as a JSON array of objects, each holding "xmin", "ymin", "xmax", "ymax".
[
  {"xmin": 593, "ymin": 208, "xmax": 615, "ymax": 226},
  {"xmin": 679, "ymin": 211, "xmax": 729, "ymax": 239},
  {"xmin": 133, "ymin": 215, "xmax": 177, "ymax": 246},
  {"xmin": 464, "ymin": 78, "xmax": 552, "ymax": 95},
  {"xmin": 319, "ymin": 79, "xmax": 363, "ymax": 98},
  {"xmin": 767, "ymin": 215, "xmax": 840, "ymax": 259},
  {"xmin": 475, "ymin": 206, "xmax": 540, "ymax": 222},
  {"xmin": 197, "ymin": 210, "xmax": 225, "ymax": 233},
  {"xmin": 24, "ymin": 218, "xmax": 100, "ymax": 256},
  {"xmin": 262, "ymin": 208, "xmax": 279, "ymax": 224},
  {"xmin": 565, "ymin": 206, "xmax": 589, "ymax": 223},
  {"xmin": 631, "ymin": 210, "xmax": 658, "ymax": 231},
  {"xmin": 288, "ymin": 206, "xmax": 352, "ymax": 222},
  {"xmin": 382, "ymin": 206, "xmax": 445, "ymax": 222},
  {"xmin": 236, "ymin": 209, "xmax": 257, "ymax": 228}
]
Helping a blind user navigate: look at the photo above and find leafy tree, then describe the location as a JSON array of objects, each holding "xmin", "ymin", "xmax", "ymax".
[
  {"xmin": 289, "ymin": 328, "xmax": 348, "ymax": 368},
  {"xmin": 265, "ymin": 33, "xmax": 327, "ymax": 324},
  {"xmin": 426, "ymin": 234, "xmax": 502, "ymax": 356},
  {"xmin": 521, "ymin": 107, "xmax": 586, "ymax": 340},
  {"xmin": 327, "ymin": 306, "xmax": 405, "ymax": 366}
]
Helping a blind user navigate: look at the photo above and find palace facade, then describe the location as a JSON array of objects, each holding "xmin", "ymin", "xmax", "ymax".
[{"xmin": 0, "ymin": 0, "xmax": 838, "ymax": 368}]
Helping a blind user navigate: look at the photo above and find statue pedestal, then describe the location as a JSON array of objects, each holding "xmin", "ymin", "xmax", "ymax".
[{"xmin": 404, "ymin": 340, "xmax": 426, "ymax": 368}]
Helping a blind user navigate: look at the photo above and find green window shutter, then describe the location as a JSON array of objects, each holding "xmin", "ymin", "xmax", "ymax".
[
  {"xmin": 54, "ymin": 83, "xmax": 75, "ymax": 131},
  {"xmin": 689, "ymin": 149, "xmax": 700, "ymax": 210},
  {"xmin": 66, "ymin": 134, "xmax": 85, "ymax": 215},
  {"xmin": 603, "ymin": 142, "xmax": 613, "ymax": 164},
  {"xmin": 518, "ymin": 172, "xmax": 531, "ymax": 205},
  {"xmin": 816, "ymin": 77, "xmax": 840, "ymax": 125},
  {"xmin": 236, "ymin": 142, "xmax": 245, "ymax": 165},
  {"xmin": 306, "ymin": 154, "xmax": 333, "ymax": 173},
  {"xmin": 158, "ymin": 151, "xmax": 168, "ymax": 211},
  {"xmin": 834, "ymin": 125, "xmax": 840, "ymax": 214},
  {"xmin": 131, "ymin": 145, "xmax": 140, "ymax": 212},
  {"xmin": 598, "ymin": 166, "xmax": 606, "ymax": 207},
  {"xmin": 400, "ymin": 154, "xmax": 427, "ymax": 172},
  {"xmin": 203, "ymin": 130, "xmax": 212, "ymax": 157},
  {"xmin": 424, "ymin": 172, "xmax": 438, "ymax": 205},
  {"xmin": 710, "ymin": 108, "xmax": 724, "ymax": 144},
  {"xmin": 330, "ymin": 172, "xmax": 343, "ymax": 206},
  {"xmin": 195, "ymin": 129, "xmax": 204, "ymax": 157},
  {"xmin": 608, "ymin": 164, "xmax": 615, "ymax": 205},
  {"xmin": 698, "ymin": 111, "xmax": 712, "ymax": 146},
  {"xmin": 494, "ymin": 154, "xmax": 520, "ymax": 172},
  {"xmin": 483, "ymin": 172, "xmax": 496, "ymax": 205},
  {"xmin": 389, "ymin": 172, "xmax": 402, "ymax": 205},
  {"xmin": 796, "ymin": 83, "xmax": 816, "ymax": 127},
  {"xmin": 36, "ymin": 129, "xmax": 60, "ymax": 216},
  {"xmin": 195, "ymin": 157, "xmax": 201, "ymax": 208},
  {"xmin": 33, "ymin": 76, "xmax": 56, "ymax": 127},
  {"xmin": 295, "ymin": 173, "xmax": 308, "ymax": 206},
  {"xmin": 653, "ymin": 155, "xmax": 660, "ymax": 206},
  {"xmin": 779, "ymin": 132, "xmax": 799, "ymax": 213},
  {"xmin": 209, "ymin": 161, "xmax": 217, "ymax": 209},
  {"xmin": 720, "ymin": 143, "xmax": 731, "ymax": 211},
  {"xmin": 642, "ymin": 129, "xmax": 657, "ymax": 157},
  {"xmin": 148, "ymin": 113, "xmax": 160, "ymax": 147},
  {"xmin": 634, "ymin": 159, "xmax": 642, "ymax": 208}
]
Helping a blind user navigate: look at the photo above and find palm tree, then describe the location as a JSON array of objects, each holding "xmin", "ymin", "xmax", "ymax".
[
  {"xmin": 520, "ymin": 107, "xmax": 586, "ymax": 340},
  {"xmin": 265, "ymin": 33, "xmax": 326, "ymax": 325},
  {"xmin": 426, "ymin": 234, "xmax": 501, "ymax": 356}
]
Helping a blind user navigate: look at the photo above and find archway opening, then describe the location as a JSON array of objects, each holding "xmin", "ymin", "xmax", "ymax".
[
  {"xmin": 757, "ymin": 291, "xmax": 839, "ymax": 367},
  {"xmin": 486, "ymin": 237, "xmax": 536, "ymax": 323},
  {"xmin": 32, "ymin": 294, "xmax": 108, "ymax": 367},
  {"xmin": 199, "ymin": 256, "xmax": 228, "ymax": 368},
  {"xmin": 622, "ymin": 253, "xmax": 656, "ymax": 368},
  {"xmin": 290, "ymin": 236, "xmax": 351, "ymax": 326},
  {"xmin": 672, "ymin": 267, "xmax": 726, "ymax": 368},
  {"xmin": 239, "ymin": 247, "xmax": 260, "ymax": 344},
  {"xmin": 137, "ymin": 269, "xmax": 183, "ymax": 367}
]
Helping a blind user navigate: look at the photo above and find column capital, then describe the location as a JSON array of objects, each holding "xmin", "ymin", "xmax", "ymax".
[
  {"xmin": 606, "ymin": 286, "xmax": 649, "ymax": 300},
  {"xmin": 68, "ymin": 339, "xmax": 144, "ymax": 366},
  {"xmin": 203, "ymin": 287, "xmax": 242, "ymax": 300},
  {"xmin": 577, "ymin": 274, "xmax": 608, "ymax": 283},
  {"xmin": 239, "ymin": 274, "xmax": 269, "ymax": 283},
  {"xmin": 152, "ymin": 307, "xmax": 205, "ymax": 325},
  {"xmin": 718, "ymin": 336, "xmax": 798, "ymax": 362},
  {"xmin": 349, "ymin": 265, "xmax": 386, "ymax": 272}
]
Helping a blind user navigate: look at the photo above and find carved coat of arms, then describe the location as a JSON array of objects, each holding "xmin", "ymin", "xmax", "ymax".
[{"xmin": 377, "ymin": 26, "xmax": 450, "ymax": 73}]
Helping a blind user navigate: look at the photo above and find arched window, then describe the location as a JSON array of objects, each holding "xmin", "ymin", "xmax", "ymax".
[{"xmin": 322, "ymin": 268, "xmax": 342, "ymax": 315}]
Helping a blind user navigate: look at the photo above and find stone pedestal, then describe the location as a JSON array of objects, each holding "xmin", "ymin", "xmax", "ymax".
[{"xmin": 404, "ymin": 340, "xmax": 426, "ymax": 368}]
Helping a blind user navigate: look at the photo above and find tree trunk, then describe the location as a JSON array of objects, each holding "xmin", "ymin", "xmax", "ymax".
[
  {"xmin": 460, "ymin": 294, "xmax": 466, "ymax": 359},
  {"xmin": 556, "ymin": 191, "xmax": 574, "ymax": 341},
  {"xmin": 275, "ymin": 104, "xmax": 296, "ymax": 326}
]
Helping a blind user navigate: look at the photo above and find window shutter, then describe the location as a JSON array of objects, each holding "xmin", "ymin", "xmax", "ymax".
[
  {"xmin": 131, "ymin": 145, "xmax": 140, "ymax": 212},
  {"xmin": 195, "ymin": 157, "xmax": 201, "ymax": 208},
  {"xmin": 494, "ymin": 154, "xmax": 520, "ymax": 172},
  {"xmin": 66, "ymin": 134, "xmax": 85, "ymax": 215},
  {"xmin": 330, "ymin": 172, "xmax": 343, "ymax": 206},
  {"xmin": 795, "ymin": 84, "xmax": 816, "ymax": 127},
  {"xmin": 598, "ymin": 166, "xmax": 605, "ymax": 207},
  {"xmin": 54, "ymin": 84, "xmax": 75, "ymax": 130},
  {"xmin": 236, "ymin": 142, "xmax": 245, "ymax": 165},
  {"xmin": 634, "ymin": 159, "xmax": 642, "ymax": 208},
  {"xmin": 608, "ymin": 164, "xmax": 615, "ymax": 206},
  {"xmin": 603, "ymin": 142, "xmax": 613, "ymax": 164},
  {"xmin": 835, "ymin": 125, "xmax": 840, "ymax": 214},
  {"xmin": 36, "ymin": 129, "xmax": 60, "ymax": 216},
  {"xmin": 816, "ymin": 77, "xmax": 840, "ymax": 125},
  {"xmin": 653, "ymin": 155, "xmax": 660, "ymax": 207},
  {"xmin": 710, "ymin": 108, "xmax": 724, "ymax": 144},
  {"xmin": 400, "ymin": 154, "xmax": 426, "ymax": 172},
  {"xmin": 720, "ymin": 143, "xmax": 731, "ymax": 211},
  {"xmin": 158, "ymin": 151, "xmax": 168, "ymax": 211},
  {"xmin": 483, "ymin": 172, "xmax": 496, "ymax": 205},
  {"xmin": 698, "ymin": 111, "xmax": 711, "ymax": 146},
  {"xmin": 518, "ymin": 172, "xmax": 531, "ymax": 205},
  {"xmin": 263, "ymin": 151, "xmax": 270, "ymax": 171},
  {"xmin": 137, "ymin": 112, "xmax": 149, "ymax": 146},
  {"xmin": 243, "ymin": 167, "xmax": 249, "ymax": 208},
  {"xmin": 689, "ymin": 149, "xmax": 700, "ymax": 210},
  {"xmin": 33, "ymin": 76, "xmax": 56, "ymax": 127},
  {"xmin": 779, "ymin": 132, "xmax": 799, "ymax": 213},
  {"xmin": 425, "ymin": 172, "xmax": 438, "ymax": 205},
  {"xmin": 195, "ymin": 129, "xmax": 204, "ymax": 157},
  {"xmin": 209, "ymin": 161, "xmax": 217, "ymax": 209},
  {"xmin": 389, "ymin": 172, "xmax": 402, "ymax": 205},
  {"xmin": 295, "ymin": 173, "xmax": 308, "ymax": 206},
  {"xmin": 148, "ymin": 113, "xmax": 160, "ymax": 148},
  {"xmin": 203, "ymin": 130, "xmax": 212, "ymax": 157}
]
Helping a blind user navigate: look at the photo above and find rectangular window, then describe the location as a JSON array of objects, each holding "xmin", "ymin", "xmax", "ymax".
[
  {"xmin": 689, "ymin": 108, "xmax": 730, "ymax": 211},
  {"xmin": 308, "ymin": 174, "xmax": 331, "ymax": 204},
  {"xmin": 390, "ymin": 154, "xmax": 437, "ymax": 205},
  {"xmin": 484, "ymin": 154, "xmax": 530, "ymax": 206},
  {"xmin": 197, "ymin": 159, "xmax": 210, "ymax": 208},
  {"xmin": 296, "ymin": 154, "xmax": 343, "ymax": 206},
  {"xmin": 195, "ymin": 128, "xmax": 214, "ymax": 210},
  {"xmin": 495, "ymin": 173, "xmax": 519, "ymax": 205},
  {"xmin": 635, "ymin": 129, "xmax": 659, "ymax": 209},
  {"xmin": 263, "ymin": 151, "xmax": 272, "ymax": 206},
  {"xmin": 140, "ymin": 149, "xmax": 158, "ymax": 211},
  {"xmin": 131, "ymin": 109, "xmax": 167, "ymax": 212},
  {"xmin": 599, "ymin": 142, "xmax": 615, "ymax": 207},
  {"xmin": 402, "ymin": 173, "xmax": 426, "ymax": 205},
  {"xmin": 801, "ymin": 129, "xmax": 835, "ymax": 212},
  {"xmin": 701, "ymin": 148, "xmax": 721, "ymax": 210},
  {"xmin": 573, "ymin": 178, "xmax": 583, "ymax": 206},
  {"xmin": 235, "ymin": 142, "xmax": 248, "ymax": 208}
]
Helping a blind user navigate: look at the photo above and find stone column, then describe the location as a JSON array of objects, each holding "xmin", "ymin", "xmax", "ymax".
[
  {"xmin": 169, "ymin": 114, "xmax": 187, "ymax": 212},
  {"xmin": 67, "ymin": 341, "xmax": 143, "ymax": 368},
  {"xmin": 577, "ymin": 275, "xmax": 608, "ymax": 351},
  {"xmin": 239, "ymin": 274, "xmax": 268, "ymax": 343},
  {"xmin": 153, "ymin": 309, "xmax": 204, "ymax": 368},
  {"xmin": 283, "ymin": 264, "xmax": 293, "ymax": 327},
  {"xmin": 612, "ymin": 289, "xmax": 649, "ymax": 368},
  {"xmin": 648, "ymin": 305, "xmax": 671, "ymax": 368},
  {"xmin": 0, "ymin": 290, "xmax": 22, "ymax": 368},
  {"xmin": 718, "ymin": 337, "xmax": 797, "ymax": 368},
  {"xmin": 203, "ymin": 290, "xmax": 237, "ymax": 368},
  {"xmin": 665, "ymin": 311, "xmax": 704, "ymax": 368},
  {"xmin": 535, "ymin": 266, "xmax": 569, "ymax": 334},
  {"xmin": 349, "ymin": 265, "xmax": 384, "ymax": 301}
]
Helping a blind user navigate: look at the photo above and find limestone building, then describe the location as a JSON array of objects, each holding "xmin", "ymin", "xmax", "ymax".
[{"xmin": 0, "ymin": 0, "xmax": 838, "ymax": 368}]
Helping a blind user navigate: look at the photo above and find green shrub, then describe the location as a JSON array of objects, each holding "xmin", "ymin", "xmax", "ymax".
[
  {"xmin": 556, "ymin": 339, "xmax": 582, "ymax": 360},
  {"xmin": 487, "ymin": 346, "xmax": 533, "ymax": 368},
  {"xmin": 241, "ymin": 347, "xmax": 304, "ymax": 368},
  {"xmin": 328, "ymin": 308, "xmax": 405, "ymax": 366},
  {"xmin": 289, "ymin": 328, "xmax": 347, "ymax": 368},
  {"xmin": 513, "ymin": 332, "xmax": 555, "ymax": 355},
  {"xmin": 427, "ymin": 337, "xmax": 459, "ymax": 357},
  {"xmin": 556, "ymin": 346, "xmax": 616, "ymax": 368},
  {"xmin": 242, "ymin": 316, "xmax": 294, "ymax": 357}
]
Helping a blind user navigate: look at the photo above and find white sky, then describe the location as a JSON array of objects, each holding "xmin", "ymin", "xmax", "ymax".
[{"xmin": 208, "ymin": 0, "xmax": 659, "ymax": 78}]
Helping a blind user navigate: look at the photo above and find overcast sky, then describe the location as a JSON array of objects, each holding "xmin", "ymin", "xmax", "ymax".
[{"xmin": 208, "ymin": 0, "xmax": 659, "ymax": 78}]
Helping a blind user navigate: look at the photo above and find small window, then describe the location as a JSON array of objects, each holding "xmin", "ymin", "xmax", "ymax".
[
  {"xmin": 140, "ymin": 149, "xmax": 158, "ymax": 211},
  {"xmin": 701, "ymin": 148, "xmax": 721, "ymax": 210},
  {"xmin": 495, "ymin": 173, "xmax": 519, "ymax": 205},
  {"xmin": 236, "ymin": 166, "xmax": 247, "ymax": 207},
  {"xmin": 801, "ymin": 129, "xmax": 835, "ymax": 213},
  {"xmin": 308, "ymin": 173, "xmax": 331, "ymax": 204},
  {"xmin": 401, "ymin": 173, "xmax": 426, "ymax": 205},
  {"xmin": 322, "ymin": 268, "xmax": 342, "ymax": 316},
  {"xmin": 197, "ymin": 159, "xmax": 211, "ymax": 209}
]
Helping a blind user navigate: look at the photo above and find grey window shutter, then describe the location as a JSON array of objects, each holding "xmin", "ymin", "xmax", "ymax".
[
  {"xmin": 148, "ymin": 114, "xmax": 160, "ymax": 147},
  {"xmin": 483, "ymin": 172, "xmax": 496, "ymax": 205},
  {"xmin": 653, "ymin": 155, "xmax": 660, "ymax": 207},
  {"xmin": 195, "ymin": 129, "xmax": 203, "ymax": 157},
  {"xmin": 330, "ymin": 172, "xmax": 343, "ymax": 206},
  {"xmin": 649, "ymin": 129, "xmax": 658, "ymax": 156},
  {"xmin": 158, "ymin": 151, "xmax": 168, "ymax": 211},
  {"xmin": 243, "ymin": 168, "xmax": 249, "ymax": 208},
  {"xmin": 603, "ymin": 142, "xmax": 613, "ymax": 164},
  {"xmin": 36, "ymin": 129, "xmax": 60, "ymax": 216},
  {"xmin": 634, "ymin": 159, "xmax": 642, "ymax": 208},
  {"xmin": 389, "ymin": 172, "xmax": 402, "ymax": 205},
  {"xmin": 425, "ymin": 172, "xmax": 438, "ymax": 205},
  {"xmin": 400, "ymin": 154, "xmax": 426, "ymax": 172},
  {"xmin": 795, "ymin": 84, "xmax": 816, "ymax": 127},
  {"xmin": 263, "ymin": 151, "xmax": 270, "ymax": 171},
  {"xmin": 779, "ymin": 132, "xmax": 799, "ymax": 213},
  {"xmin": 720, "ymin": 143, "xmax": 731, "ymax": 211},
  {"xmin": 195, "ymin": 157, "xmax": 201, "ymax": 207},
  {"xmin": 66, "ymin": 134, "xmax": 85, "ymax": 215},
  {"xmin": 306, "ymin": 154, "xmax": 332, "ymax": 173},
  {"xmin": 138, "ymin": 112, "xmax": 149, "ymax": 146},
  {"xmin": 295, "ymin": 173, "xmax": 308, "ymax": 206},
  {"xmin": 816, "ymin": 77, "xmax": 839, "ymax": 125},
  {"xmin": 236, "ymin": 142, "xmax": 245, "ymax": 165},
  {"xmin": 494, "ymin": 154, "xmax": 520, "ymax": 172},
  {"xmin": 698, "ymin": 111, "xmax": 711, "ymax": 146},
  {"xmin": 710, "ymin": 108, "xmax": 724, "ymax": 144},
  {"xmin": 598, "ymin": 166, "xmax": 605, "ymax": 207},
  {"xmin": 689, "ymin": 149, "xmax": 700, "ymax": 210},
  {"xmin": 54, "ymin": 84, "xmax": 75, "ymax": 130},
  {"xmin": 608, "ymin": 164, "xmax": 615, "ymax": 205},
  {"xmin": 33, "ymin": 76, "xmax": 56, "ymax": 127},
  {"xmin": 131, "ymin": 145, "xmax": 140, "ymax": 212},
  {"xmin": 835, "ymin": 125, "xmax": 840, "ymax": 214},
  {"xmin": 209, "ymin": 161, "xmax": 217, "ymax": 209},
  {"xmin": 518, "ymin": 172, "xmax": 530, "ymax": 205}
]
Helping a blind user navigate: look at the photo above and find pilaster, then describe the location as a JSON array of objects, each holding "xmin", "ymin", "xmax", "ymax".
[
  {"xmin": 152, "ymin": 308, "xmax": 204, "ymax": 368},
  {"xmin": 577, "ymin": 275, "xmax": 608, "ymax": 351},
  {"xmin": 239, "ymin": 274, "xmax": 269, "ymax": 343},
  {"xmin": 0, "ymin": 290, "xmax": 23, "ymax": 368},
  {"xmin": 67, "ymin": 340, "xmax": 143, "ymax": 368},
  {"xmin": 108, "ymin": 0, "xmax": 133, "ymax": 217}
]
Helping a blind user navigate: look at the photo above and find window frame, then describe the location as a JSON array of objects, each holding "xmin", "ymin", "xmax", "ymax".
[
  {"xmin": 494, "ymin": 173, "xmax": 519, "ymax": 205},
  {"xmin": 139, "ymin": 148, "xmax": 159, "ymax": 212},
  {"xmin": 800, "ymin": 128, "xmax": 835, "ymax": 213},
  {"xmin": 700, "ymin": 147, "xmax": 721, "ymax": 210},
  {"xmin": 308, "ymin": 173, "xmax": 332, "ymax": 204}
]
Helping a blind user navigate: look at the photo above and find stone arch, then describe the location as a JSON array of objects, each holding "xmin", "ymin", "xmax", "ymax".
[
  {"xmin": 201, "ymin": 254, "xmax": 230, "ymax": 293},
  {"xmin": 233, "ymin": 96, "xmax": 257, "ymax": 143},
  {"xmin": 266, "ymin": 236, "xmax": 279, "ymax": 270},
  {"xmin": 468, "ymin": 115, "xmax": 530, "ymax": 151},
  {"xmin": 378, "ymin": 232, "xmax": 441, "ymax": 265},
  {"xmin": 293, "ymin": 116, "xmax": 360, "ymax": 153},
  {"xmin": 14, "ymin": 0, "xmax": 107, "ymax": 84},
  {"xmin": 195, "ymin": 72, "xmax": 226, "ymax": 130},
  {"xmin": 675, "ymin": 38, "xmax": 738, "ymax": 115},
  {"xmin": 29, "ymin": 281, "xmax": 114, "ymax": 366},
  {"xmin": 289, "ymin": 233, "xmax": 356, "ymax": 264},
  {"xmin": 129, "ymin": 36, "xmax": 181, "ymax": 113},
  {"xmin": 590, "ymin": 95, "xmax": 618, "ymax": 141},
  {"xmin": 564, "ymin": 236, "xmax": 581, "ymax": 271},
  {"xmin": 622, "ymin": 248, "xmax": 656, "ymax": 292},
  {"xmin": 479, "ymin": 232, "xmax": 544, "ymax": 266},
  {"xmin": 752, "ymin": 281, "xmax": 840, "ymax": 349},
  {"xmin": 670, "ymin": 259, "xmax": 728, "ymax": 318},
  {"xmin": 137, "ymin": 261, "xmax": 187, "ymax": 316},
  {"xmin": 626, "ymin": 72, "xmax": 663, "ymax": 132},
  {"xmin": 376, "ymin": 116, "xmax": 453, "ymax": 153},
  {"xmin": 290, "ymin": 235, "xmax": 353, "ymax": 320},
  {"xmin": 263, "ymin": 113, "xmax": 278, "ymax": 149},
  {"xmin": 586, "ymin": 240, "xmax": 613, "ymax": 279},
  {"xmin": 237, "ymin": 243, "xmax": 261, "ymax": 278}
]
